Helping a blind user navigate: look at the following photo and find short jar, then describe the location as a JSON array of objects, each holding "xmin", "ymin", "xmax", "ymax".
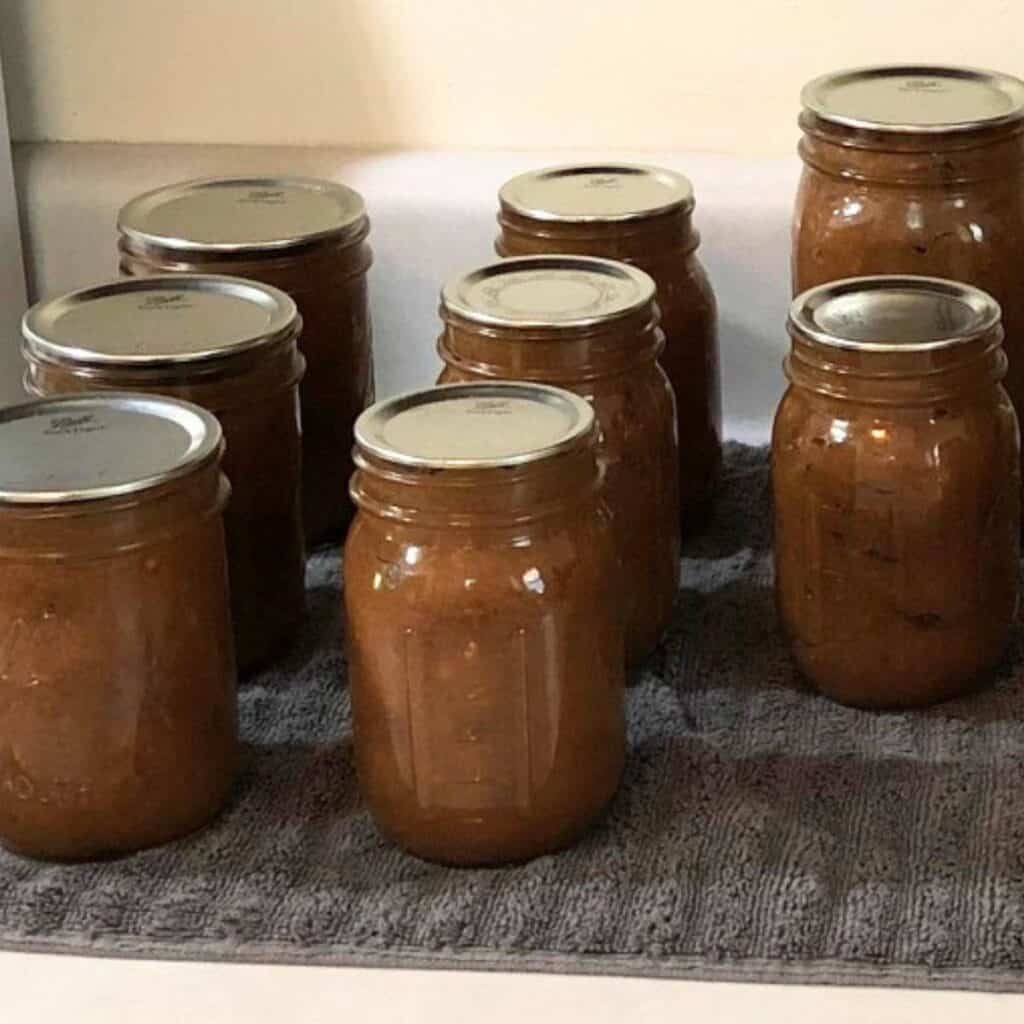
[
  {"xmin": 345, "ymin": 382, "xmax": 625, "ymax": 865},
  {"xmin": 118, "ymin": 176, "xmax": 373, "ymax": 544},
  {"xmin": 436, "ymin": 255, "xmax": 680, "ymax": 666},
  {"xmin": 22, "ymin": 275, "xmax": 306, "ymax": 675},
  {"xmin": 498, "ymin": 164, "xmax": 720, "ymax": 529},
  {"xmin": 793, "ymin": 65, "xmax": 1024, "ymax": 479},
  {"xmin": 0, "ymin": 393, "xmax": 238, "ymax": 860},
  {"xmin": 773, "ymin": 276, "xmax": 1020, "ymax": 708}
]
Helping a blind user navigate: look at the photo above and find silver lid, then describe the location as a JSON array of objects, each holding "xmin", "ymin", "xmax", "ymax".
[
  {"xmin": 441, "ymin": 256, "xmax": 655, "ymax": 330},
  {"xmin": 499, "ymin": 164, "xmax": 694, "ymax": 223},
  {"xmin": 790, "ymin": 276, "xmax": 1002, "ymax": 353},
  {"xmin": 22, "ymin": 274, "xmax": 298, "ymax": 368},
  {"xmin": 0, "ymin": 393, "xmax": 222, "ymax": 505},
  {"xmin": 355, "ymin": 382, "xmax": 595, "ymax": 470},
  {"xmin": 117, "ymin": 176, "xmax": 368, "ymax": 253},
  {"xmin": 802, "ymin": 65, "xmax": 1024, "ymax": 134}
]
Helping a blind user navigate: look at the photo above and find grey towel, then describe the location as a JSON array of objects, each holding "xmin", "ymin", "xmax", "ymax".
[{"xmin": 3, "ymin": 443, "xmax": 1024, "ymax": 993}]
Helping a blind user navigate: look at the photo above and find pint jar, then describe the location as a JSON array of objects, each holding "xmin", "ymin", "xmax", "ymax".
[
  {"xmin": 773, "ymin": 276, "xmax": 1020, "ymax": 707},
  {"xmin": 436, "ymin": 255, "xmax": 680, "ymax": 665},
  {"xmin": 498, "ymin": 164, "xmax": 721, "ymax": 529},
  {"xmin": 345, "ymin": 383, "xmax": 625, "ymax": 865},
  {"xmin": 22, "ymin": 274, "xmax": 306, "ymax": 675},
  {"xmin": 118, "ymin": 176, "xmax": 373, "ymax": 544},
  {"xmin": 0, "ymin": 394, "xmax": 237, "ymax": 860}
]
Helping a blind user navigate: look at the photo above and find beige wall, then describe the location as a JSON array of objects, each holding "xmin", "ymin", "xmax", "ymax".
[{"xmin": 1, "ymin": 0, "xmax": 1023, "ymax": 155}]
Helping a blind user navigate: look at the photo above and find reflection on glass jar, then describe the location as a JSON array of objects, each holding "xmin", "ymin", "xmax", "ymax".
[
  {"xmin": 792, "ymin": 65, "xmax": 1024, "ymax": 484},
  {"xmin": 345, "ymin": 383, "xmax": 624, "ymax": 865},
  {"xmin": 22, "ymin": 274, "xmax": 307, "ymax": 676},
  {"xmin": 0, "ymin": 394, "xmax": 237, "ymax": 860},
  {"xmin": 436, "ymin": 255, "xmax": 680, "ymax": 666},
  {"xmin": 497, "ymin": 164, "xmax": 721, "ymax": 530},
  {"xmin": 118, "ymin": 176, "xmax": 374, "ymax": 544},
  {"xmin": 773, "ymin": 276, "xmax": 1020, "ymax": 708}
]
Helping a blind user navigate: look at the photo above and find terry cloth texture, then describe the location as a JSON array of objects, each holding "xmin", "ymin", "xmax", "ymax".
[{"xmin": 3, "ymin": 443, "xmax": 1024, "ymax": 993}]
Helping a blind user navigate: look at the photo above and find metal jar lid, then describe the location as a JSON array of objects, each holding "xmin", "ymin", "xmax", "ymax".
[
  {"xmin": 117, "ymin": 176, "xmax": 368, "ymax": 253},
  {"xmin": 355, "ymin": 382, "xmax": 595, "ymax": 470},
  {"xmin": 801, "ymin": 65, "xmax": 1024, "ymax": 134},
  {"xmin": 441, "ymin": 256, "xmax": 656, "ymax": 330},
  {"xmin": 22, "ymin": 274, "xmax": 299, "ymax": 369},
  {"xmin": 0, "ymin": 393, "xmax": 222, "ymax": 505},
  {"xmin": 499, "ymin": 164, "xmax": 694, "ymax": 223},
  {"xmin": 789, "ymin": 276, "xmax": 1002, "ymax": 353}
]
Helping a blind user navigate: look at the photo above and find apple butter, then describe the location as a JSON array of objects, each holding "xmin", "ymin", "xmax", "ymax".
[
  {"xmin": 436, "ymin": 255, "xmax": 680, "ymax": 665},
  {"xmin": 793, "ymin": 65, "xmax": 1024, "ymax": 481},
  {"xmin": 497, "ymin": 164, "xmax": 721, "ymax": 530},
  {"xmin": 345, "ymin": 382, "xmax": 625, "ymax": 865},
  {"xmin": 0, "ymin": 394, "xmax": 237, "ymax": 860},
  {"xmin": 117, "ymin": 176, "xmax": 373, "ymax": 544},
  {"xmin": 773, "ymin": 276, "xmax": 1020, "ymax": 708},
  {"xmin": 22, "ymin": 274, "xmax": 306, "ymax": 675}
]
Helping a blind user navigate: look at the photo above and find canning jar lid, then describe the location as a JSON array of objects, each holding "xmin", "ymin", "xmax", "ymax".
[
  {"xmin": 22, "ymin": 274, "xmax": 299, "ymax": 369},
  {"xmin": 0, "ymin": 393, "xmax": 222, "ymax": 504},
  {"xmin": 801, "ymin": 65, "xmax": 1024, "ymax": 134},
  {"xmin": 441, "ymin": 255, "xmax": 656, "ymax": 330},
  {"xmin": 117, "ymin": 176, "xmax": 368, "ymax": 253},
  {"xmin": 355, "ymin": 382, "xmax": 595, "ymax": 470},
  {"xmin": 499, "ymin": 164, "xmax": 694, "ymax": 222},
  {"xmin": 790, "ymin": 276, "xmax": 1002, "ymax": 353}
]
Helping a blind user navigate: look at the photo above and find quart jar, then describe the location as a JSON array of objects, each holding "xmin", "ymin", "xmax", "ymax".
[
  {"xmin": 118, "ymin": 176, "xmax": 373, "ymax": 544},
  {"xmin": 793, "ymin": 65, "xmax": 1024, "ymax": 476},
  {"xmin": 22, "ymin": 275, "xmax": 306, "ymax": 676},
  {"xmin": 0, "ymin": 393, "xmax": 238, "ymax": 860},
  {"xmin": 773, "ymin": 276, "xmax": 1020, "ymax": 708},
  {"xmin": 497, "ymin": 164, "xmax": 721, "ymax": 530},
  {"xmin": 436, "ymin": 255, "xmax": 680, "ymax": 666},
  {"xmin": 345, "ymin": 383, "xmax": 624, "ymax": 866}
]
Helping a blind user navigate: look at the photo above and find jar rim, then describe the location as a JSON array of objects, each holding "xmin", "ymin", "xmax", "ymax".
[
  {"xmin": 0, "ymin": 392, "xmax": 222, "ymax": 505},
  {"xmin": 801, "ymin": 64, "xmax": 1024, "ymax": 135},
  {"xmin": 499, "ymin": 163, "xmax": 694, "ymax": 223},
  {"xmin": 22, "ymin": 274, "xmax": 300, "ymax": 371},
  {"xmin": 789, "ymin": 276, "xmax": 1002, "ymax": 353},
  {"xmin": 117, "ymin": 175, "xmax": 368, "ymax": 253},
  {"xmin": 355, "ymin": 382, "xmax": 595, "ymax": 471}
]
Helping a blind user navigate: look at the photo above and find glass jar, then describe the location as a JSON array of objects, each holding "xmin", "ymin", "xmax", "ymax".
[
  {"xmin": 436, "ymin": 255, "xmax": 680, "ymax": 666},
  {"xmin": 346, "ymin": 383, "xmax": 624, "ymax": 866},
  {"xmin": 773, "ymin": 276, "xmax": 1020, "ymax": 708},
  {"xmin": 22, "ymin": 275, "xmax": 306, "ymax": 676},
  {"xmin": 117, "ymin": 176, "xmax": 373, "ymax": 545},
  {"xmin": 0, "ymin": 394, "xmax": 237, "ymax": 860},
  {"xmin": 497, "ymin": 164, "xmax": 720, "ymax": 530},
  {"xmin": 793, "ymin": 65, "xmax": 1024, "ymax": 478}
]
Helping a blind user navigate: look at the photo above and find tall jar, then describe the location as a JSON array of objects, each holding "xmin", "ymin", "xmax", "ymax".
[
  {"xmin": 345, "ymin": 383, "xmax": 625, "ymax": 865},
  {"xmin": 773, "ymin": 276, "xmax": 1020, "ymax": 708},
  {"xmin": 436, "ymin": 255, "xmax": 680, "ymax": 666},
  {"xmin": 118, "ymin": 176, "xmax": 373, "ymax": 544},
  {"xmin": 22, "ymin": 275, "xmax": 306, "ymax": 676},
  {"xmin": 0, "ymin": 394, "xmax": 238, "ymax": 860},
  {"xmin": 497, "ymin": 164, "xmax": 721, "ymax": 530},
  {"xmin": 793, "ymin": 65, "xmax": 1024, "ymax": 478}
]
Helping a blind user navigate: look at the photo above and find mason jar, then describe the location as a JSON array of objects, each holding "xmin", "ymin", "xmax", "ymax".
[{"xmin": 345, "ymin": 383, "xmax": 624, "ymax": 865}]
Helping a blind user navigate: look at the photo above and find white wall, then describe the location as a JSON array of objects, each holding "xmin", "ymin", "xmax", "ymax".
[{"xmin": 1, "ymin": 0, "xmax": 1022, "ymax": 155}]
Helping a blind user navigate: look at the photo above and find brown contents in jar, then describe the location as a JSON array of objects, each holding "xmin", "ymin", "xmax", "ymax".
[
  {"xmin": 793, "ymin": 65, "xmax": 1024, "ymax": 485},
  {"xmin": 345, "ymin": 383, "xmax": 625, "ymax": 866},
  {"xmin": 773, "ymin": 276, "xmax": 1020, "ymax": 708},
  {"xmin": 497, "ymin": 164, "xmax": 721, "ymax": 530},
  {"xmin": 436, "ymin": 255, "xmax": 680, "ymax": 666},
  {"xmin": 0, "ymin": 394, "xmax": 238, "ymax": 861},
  {"xmin": 22, "ymin": 275, "xmax": 306, "ymax": 675},
  {"xmin": 117, "ymin": 176, "xmax": 374, "ymax": 544}
]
